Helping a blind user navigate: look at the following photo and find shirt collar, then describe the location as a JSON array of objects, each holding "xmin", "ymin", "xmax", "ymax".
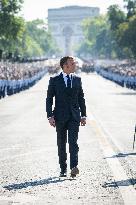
[{"xmin": 62, "ymin": 71, "xmax": 73, "ymax": 78}]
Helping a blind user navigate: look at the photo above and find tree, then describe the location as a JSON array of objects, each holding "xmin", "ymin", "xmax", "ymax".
[
  {"xmin": 95, "ymin": 28, "xmax": 114, "ymax": 58},
  {"xmin": 0, "ymin": 0, "xmax": 25, "ymax": 55},
  {"xmin": 76, "ymin": 39, "xmax": 94, "ymax": 57},
  {"xmin": 108, "ymin": 5, "xmax": 126, "ymax": 30},
  {"xmin": 107, "ymin": 5, "xmax": 129, "ymax": 58},
  {"xmin": 117, "ymin": 15, "xmax": 136, "ymax": 57},
  {"xmin": 108, "ymin": 3, "xmax": 136, "ymax": 58},
  {"xmin": 82, "ymin": 16, "xmax": 107, "ymax": 42},
  {"xmin": 77, "ymin": 2, "xmax": 136, "ymax": 59},
  {"xmin": 127, "ymin": 15, "xmax": 136, "ymax": 56},
  {"xmin": 124, "ymin": 0, "xmax": 136, "ymax": 18},
  {"xmin": 21, "ymin": 19, "xmax": 59, "ymax": 57},
  {"xmin": 78, "ymin": 15, "xmax": 110, "ymax": 58}
]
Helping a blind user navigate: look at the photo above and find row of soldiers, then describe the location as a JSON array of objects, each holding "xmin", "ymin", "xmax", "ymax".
[
  {"xmin": 95, "ymin": 60, "xmax": 136, "ymax": 90},
  {"xmin": 1, "ymin": 58, "xmax": 136, "ymax": 100},
  {"xmin": 0, "ymin": 60, "xmax": 48, "ymax": 99}
]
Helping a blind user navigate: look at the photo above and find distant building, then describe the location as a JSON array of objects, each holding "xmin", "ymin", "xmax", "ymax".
[{"xmin": 48, "ymin": 6, "xmax": 100, "ymax": 56}]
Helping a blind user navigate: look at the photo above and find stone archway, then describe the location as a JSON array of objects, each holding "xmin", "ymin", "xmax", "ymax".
[{"xmin": 62, "ymin": 26, "xmax": 74, "ymax": 56}]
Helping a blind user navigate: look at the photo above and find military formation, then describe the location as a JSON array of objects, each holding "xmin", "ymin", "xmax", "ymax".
[
  {"xmin": 95, "ymin": 60, "xmax": 136, "ymax": 90},
  {"xmin": 0, "ymin": 60, "xmax": 48, "ymax": 99},
  {"xmin": 0, "ymin": 58, "xmax": 136, "ymax": 100}
]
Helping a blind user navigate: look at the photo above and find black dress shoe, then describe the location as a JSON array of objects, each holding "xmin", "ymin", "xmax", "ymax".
[
  {"xmin": 70, "ymin": 167, "xmax": 79, "ymax": 178},
  {"xmin": 59, "ymin": 170, "xmax": 67, "ymax": 177}
]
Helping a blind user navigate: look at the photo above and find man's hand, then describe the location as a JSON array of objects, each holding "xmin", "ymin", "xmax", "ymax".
[
  {"xmin": 48, "ymin": 116, "xmax": 56, "ymax": 127},
  {"xmin": 80, "ymin": 118, "xmax": 86, "ymax": 126}
]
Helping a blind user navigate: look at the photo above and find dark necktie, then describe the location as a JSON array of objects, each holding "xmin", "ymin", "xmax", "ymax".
[{"xmin": 66, "ymin": 75, "xmax": 71, "ymax": 88}]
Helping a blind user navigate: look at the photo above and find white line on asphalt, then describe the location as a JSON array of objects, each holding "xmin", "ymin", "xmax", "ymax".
[
  {"xmin": 87, "ymin": 104, "xmax": 123, "ymax": 152},
  {"xmin": 87, "ymin": 109, "xmax": 136, "ymax": 205}
]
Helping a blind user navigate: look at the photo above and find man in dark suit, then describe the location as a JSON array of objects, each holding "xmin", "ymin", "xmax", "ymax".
[{"xmin": 46, "ymin": 56, "xmax": 87, "ymax": 177}]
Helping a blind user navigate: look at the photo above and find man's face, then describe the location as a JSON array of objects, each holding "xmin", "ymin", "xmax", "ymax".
[{"xmin": 65, "ymin": 58, "xmax": 76, "ymax": 73}]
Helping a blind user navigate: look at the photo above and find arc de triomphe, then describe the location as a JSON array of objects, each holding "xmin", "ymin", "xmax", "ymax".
[{"xmin": 48, "ymin": 6, "xmax": 100, "ymax": 56}]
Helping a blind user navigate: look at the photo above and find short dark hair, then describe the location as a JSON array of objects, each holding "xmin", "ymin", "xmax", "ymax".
[{"xmin": 60, "ymin": 56, "xmax": 73, "ymax": 69}]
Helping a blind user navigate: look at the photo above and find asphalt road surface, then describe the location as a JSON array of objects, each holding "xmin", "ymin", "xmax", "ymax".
[{"xmin": 0, "ymin": 72, "xmax": 136, "ymax": 205}]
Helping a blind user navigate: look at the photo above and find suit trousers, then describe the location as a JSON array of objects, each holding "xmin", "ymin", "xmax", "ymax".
[{"xmin": 56, "ymin": 116, "xmax": 80, "ymax": 171}]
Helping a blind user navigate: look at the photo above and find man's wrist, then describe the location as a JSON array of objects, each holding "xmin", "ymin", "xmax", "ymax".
[
  {"xmin": 81, "ymin": 116, "xmax": 86, "ymax": 119},
  {"xmin": 48, "ymin": 116, "xmax": 54, "ymax": 120}
]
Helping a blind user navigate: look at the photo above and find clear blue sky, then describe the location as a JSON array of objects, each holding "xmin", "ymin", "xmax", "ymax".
[{"xmin": 21, "ymin": 0, "xmax": 125, "ymax": 21}]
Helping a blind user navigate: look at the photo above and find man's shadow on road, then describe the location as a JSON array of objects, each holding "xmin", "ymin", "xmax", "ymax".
[
  {"xmin": 3, "ymin": 176, "xmax": 75, "ymax": 191},
  {"xmin": 111, "ymin": 92, "xmax": 136, "ymax": 95},
  {"xmin": 104, "ymin": 152, "xmax": 136, "ymax": 159},
  {"xmin": 103, "ymin": 152, "xmax": 136, "ymax": 188},
  {"xmin": 102, "ymin": 178, "xmax": 136, "ymax": 188}
]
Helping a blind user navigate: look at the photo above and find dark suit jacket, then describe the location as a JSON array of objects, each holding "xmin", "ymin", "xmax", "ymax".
[{"xmin": 46, "ymin": 72, "xmax": 86, "ymax": 122}]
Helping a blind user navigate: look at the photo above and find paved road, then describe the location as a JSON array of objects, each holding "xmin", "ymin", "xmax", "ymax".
[
  {"xmin": 83, "ymin": 73, "xmax": 136, "ymax": 152},
  {"xmin": 0, "ymin": 73, "xmax": 136, "ymax": 205}
]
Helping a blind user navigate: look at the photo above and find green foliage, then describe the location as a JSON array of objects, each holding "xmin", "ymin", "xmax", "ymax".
[
  {"xmin": 108, "ymin": 5, "xmax": 126, "ymax": 30},
  {"xmin": 0, "ymin": 0, "xmax": 25, "ymax": 56},
  {"xmin": 95, "ymin": 28, "xmax": 113, "ymax": 58},
  {"xmin": 124, "ymin": 0, "xmax": 136, "ymax": 18},
  {"xmin": 108, "ymin": 2, "xmax": 136, "ymax": 57},
  {"xmin": 1, "ymin": 0, "xmax": 136, "ymax": 59},
  {"xmin": 82, "ymin": 16, "xmax": 107, "ymax": 43},
  {"xmin": 0, "ymin": 1, "xmax": 59, "ymax": 58},
  {"xmin": 77, "ymin": 1, "xmax": 136, "ymax": 59},
  {"xmin": 22, "ymin": 19, "xmax": 59, "ymax": 57},
  {"xmin": 0, "ymin": 0, "xmax": 24, "ymax": 39},
  {"xmin": 0, "ymin": 14, "xmax": 25, "ymax": 40},
  {"xmin": 118, "ymin": 15, "xmax": 136, "ymax": 56},
  {"xmin": 78, "ymin": 15, "xmax": 114, "ymax": 58},
  {"xmin": 76, "ymin": 39, "xmax": 93, "ymax": 56},
  {"xmin": 0, "ymin": 0, "xmax": 23, "ymax": 14}
]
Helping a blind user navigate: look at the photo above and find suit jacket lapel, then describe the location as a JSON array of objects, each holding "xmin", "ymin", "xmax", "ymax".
[
  {"xmin": 72, "ymin": 74, "xmax": 75, "ymax": 87},
  {"xmin": 58, "ymin": 72, "xmax": 65, "ymax": 86},
  {"xmin": 72, "ymin": 74, "xmax": 78, "ymax": 88}
]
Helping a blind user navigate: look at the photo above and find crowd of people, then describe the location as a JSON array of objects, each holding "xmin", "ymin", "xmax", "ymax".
[
  {"xmin": 0, "ymin": 60, "xmax": 48, "ymax": 99},
  {"xmin": 95, "ymin": 60, "xmax": 136, "ymax": 90},
  {"xmin": 81, "ymin": 62, "xmax": 94, "ymax": 73},
  {"xmin": 1, "ymin": 58, "xmax": 136, "ymax": 100}
]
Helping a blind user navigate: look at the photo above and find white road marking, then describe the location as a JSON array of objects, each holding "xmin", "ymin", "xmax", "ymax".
[
  {"xmin": 87, "ymin": 104, "xmax": 123, "ymax": 152},
  {"xmin": 87, "ymin": 108, "xmax": 136, "ymax": 205}
]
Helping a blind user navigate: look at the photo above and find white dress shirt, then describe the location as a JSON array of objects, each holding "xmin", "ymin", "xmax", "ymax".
[{"xmin": 62, "ymin": 71, "xmax": 73, "ymax": 88}]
